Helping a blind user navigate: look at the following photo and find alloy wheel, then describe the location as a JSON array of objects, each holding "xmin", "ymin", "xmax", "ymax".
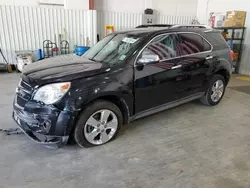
[
  {"xmin": 84, "ymin": 109, "xmax": 118, "ymax": 145},
  {"xmin": 211, "ymin": 80, "xmax": 224, "ymax": 102}
]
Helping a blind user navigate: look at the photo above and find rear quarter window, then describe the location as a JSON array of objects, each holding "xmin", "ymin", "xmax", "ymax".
[{"xmin": 205, "ymin": 32, "xmax": 229, "ymax": 50}]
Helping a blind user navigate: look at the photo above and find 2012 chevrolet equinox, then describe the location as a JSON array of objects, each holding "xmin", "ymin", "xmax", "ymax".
[{"xmin": 13, "ymin": 25, "xmax": 232, "ymax": 148}]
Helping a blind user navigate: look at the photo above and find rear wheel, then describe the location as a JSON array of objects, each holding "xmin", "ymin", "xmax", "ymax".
[
  {"xmin": 74, "ymin": 100, "xmax": 123, "ymax": 148},
  {"xmin": 200, "ymin": 74, "xmax": 226, "ymax": 106}
]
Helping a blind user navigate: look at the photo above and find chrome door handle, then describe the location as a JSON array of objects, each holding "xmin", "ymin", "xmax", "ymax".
[
  {"xmin": 171, "ymin": 65, "xmax": 182, "ymax": 70},
  {"xmin": 206, "ymin": 56, "xmax": 213, "ymax": 60}
]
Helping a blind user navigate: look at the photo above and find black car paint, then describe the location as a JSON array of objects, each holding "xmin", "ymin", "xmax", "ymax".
[
  {"xmin": 15, "ymin": 55, "xmax": 135, "ymax": 139},
  {"xmin": 23, "ymin": 54, "xmax": 108, "ymax": 85},
  {"xmin": 13, "ymin": 27, "xmax": 232, "ymax": 144}
]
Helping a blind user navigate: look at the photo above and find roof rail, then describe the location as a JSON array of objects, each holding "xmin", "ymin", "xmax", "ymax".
[
  {"xmin": 136, "ymin": 24, "xmax": 173, "ymax": 28},
  {"xmin": 170, "ymin": 25, "xmax": 211, "ymax": 29},
  {"xmin": 135, "ymin": 24, "xmax": 212, "ymax": 30}
]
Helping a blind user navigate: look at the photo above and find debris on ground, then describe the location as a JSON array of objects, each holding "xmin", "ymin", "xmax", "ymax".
[{"xmin": 0, "ymin": 128, "xmax": 24, "ymax": 135}]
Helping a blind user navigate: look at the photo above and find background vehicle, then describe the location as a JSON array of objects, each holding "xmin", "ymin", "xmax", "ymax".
[{"xmin": 13, "ymin": 25, "xmax": 232, "ymax": 148}]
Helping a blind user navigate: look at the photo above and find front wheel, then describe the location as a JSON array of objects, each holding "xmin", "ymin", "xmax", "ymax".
[
  {"xmin": 200, "ymin": 74, "xmax": 226, "ymax": 106},
  {"xmin": 74, "ymin": 100, "xmax": 123, "ymax": 148}
]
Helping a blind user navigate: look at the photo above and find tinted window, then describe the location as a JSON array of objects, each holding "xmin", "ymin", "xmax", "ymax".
[
  {"xmin": 141, "ymin": 34, "xmax": 182, "ymax": 60},
  {"xmin": 178, "ymin": 33, "xmax": 211, "ymax": 55},
  {"xmin": 206, "ymin": 32, "xmax": 229, "ymax": 49},
  {"xmin": 204, "ymin": 39, "xmax": 212, "ymax": 51}
]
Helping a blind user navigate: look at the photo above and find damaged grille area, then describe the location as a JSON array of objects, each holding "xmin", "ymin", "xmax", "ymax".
[{"xmin": 15, "ymin": 80, "xmax": 33, "ymax": 108}]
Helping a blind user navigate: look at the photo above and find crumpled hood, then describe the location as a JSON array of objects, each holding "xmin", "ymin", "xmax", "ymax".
[{"xmin": 22, "ymin": 54, "xmax": 109, "ymax": 85}]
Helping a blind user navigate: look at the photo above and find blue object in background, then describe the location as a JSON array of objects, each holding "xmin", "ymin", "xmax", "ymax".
[
  {"xmin": 38, "ymin": 48, "xmax": 43, "ymax": 60},
  {"xmin": 75, "ymin": 46, "xmax": 90, "ymax": 56}
]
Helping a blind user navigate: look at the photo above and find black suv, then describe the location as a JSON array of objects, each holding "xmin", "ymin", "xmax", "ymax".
[{"xmin": 13, "ymin": 25, "xmax": 232, "ymax": 148}]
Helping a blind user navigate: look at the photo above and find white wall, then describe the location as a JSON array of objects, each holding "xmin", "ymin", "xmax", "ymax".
[
  {"xmin": 40, "ymin": 0, "xmax": 64, "ymax": 5},
  {"xmin": 0, "ymin": 5, "xmax": 97, "ymax": 64},
  {"xmin": 64, "ymin": 0, "xmax": 89, "ymax": 9},
  {"xmin": 95, "ymin": 0, "xmax": 198, "ymax": 16},
  {"xmin": 197, "ymin": 0, "xmax": 249, "ymax": 24},
  {"xmin": 0, "ymin": 0, "xmax": 198, "ymax": 15},
  {"xmin": 94, "ymin": 0, "xmax": 147, "ymax": 13},
  {"xmin": 0, "ymin": 0, "xmax": 38, "ymax": 6},
  {"xmin": 153, "ymin": 0, "xmax": 198, "ymax": 16},
  {"xmin": 196, "ymin": 0, "xmax": 207, "ymax": 24},
  {"xmin": 0, "ymin": 0, "xmax": 88, "ymax": 9},
  {"xmin": 0, "ymin": 0, "xmax": 64, "ymax": 6}
]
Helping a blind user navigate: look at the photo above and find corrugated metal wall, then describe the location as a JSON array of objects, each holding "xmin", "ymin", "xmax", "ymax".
[
  {"xmin": 0, "ymin": 5, "xmax": 195, "ymax": 65},
  {"xmin": 97, "ymin": 11, "xmax": 143, "ymax": 39},
  {"xmin": 157, "ymin": 15, "xmax": 196, "ymax": 25},
  {"xmin": 0, "ymin": 5, "xmax": 97, "ymax": 64},
  {"xmin": 97, "ymin": 11, "xmax": 196, "ymax": 39}
]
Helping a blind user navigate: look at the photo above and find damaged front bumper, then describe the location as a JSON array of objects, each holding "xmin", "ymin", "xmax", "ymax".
[
  {"xmin": 13, "ymin": 103, "xmax": 74, "ymax": 145},
  {"xmin": 13, "ymin": 112, "xmax": 67, "ymax": 145}
]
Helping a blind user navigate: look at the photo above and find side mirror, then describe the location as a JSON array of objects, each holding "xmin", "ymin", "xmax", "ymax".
[{"xmin": 137, "ymin": 54, "xmax": 160, "ymax": 65}]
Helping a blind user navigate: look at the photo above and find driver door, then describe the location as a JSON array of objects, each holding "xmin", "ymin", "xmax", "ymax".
[{"xmin": 134, "ymin": 33, "xmax": 186, "ymax": 114}]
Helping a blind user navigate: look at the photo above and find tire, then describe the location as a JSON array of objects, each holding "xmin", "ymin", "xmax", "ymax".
[
  {"xmin": 200, "ymin": 74, "xmax": 226, "ymax": 106},
  {"xmin": 74, "ymin": 100, "xmax": 123, "ymax": 148}
]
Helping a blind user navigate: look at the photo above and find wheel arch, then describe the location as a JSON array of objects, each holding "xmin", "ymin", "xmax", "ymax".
[
  {"xmin": 89, "ymin": 95, "xmax": 131, "ymax": 125},
  {"xmin": 72, "ymin": 93, "xmax": 131, "ymax": 131},
  {"xmin": 213, "ymin": 57, "xmax": 232, "ymax": 85},
  {"xmin": 215, "ymin": 68, "xmax": 231, "ymax": 85},
  {"xmin": 67, "ymin": 94, "xmax": 131, "ymax": 142}
]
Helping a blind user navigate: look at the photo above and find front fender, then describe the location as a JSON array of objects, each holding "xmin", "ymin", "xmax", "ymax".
[
  {"xmin": 62, "ymin": 64, "xmax": 134, "ymax": 116},
  {"xmin": 59, "ymin": 64, "xmax": 134, "ymax": 135}
]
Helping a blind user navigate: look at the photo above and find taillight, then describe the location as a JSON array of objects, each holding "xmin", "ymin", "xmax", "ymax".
[{"xmin": 230, "ymin": 50, "xmax": 234, "ymax": 61}]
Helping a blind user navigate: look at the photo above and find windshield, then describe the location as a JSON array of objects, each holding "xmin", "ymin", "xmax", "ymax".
[{"xmin": 83, "ymin": 34, "xmax": 142, "ymax": 65}]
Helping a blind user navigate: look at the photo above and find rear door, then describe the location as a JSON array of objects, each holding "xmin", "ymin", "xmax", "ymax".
[{"xmin": 176, "ymin": 32, "xmax": 215, "ymax": 98}]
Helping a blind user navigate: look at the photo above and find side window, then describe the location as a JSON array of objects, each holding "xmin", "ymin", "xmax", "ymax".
[
  {"xmin": 178, "ymin": 33, "xmax": 211, "ymax": 55},
  {"xmin": 141, "ymin": 34, "xmax": 182, "ymax": 61}
]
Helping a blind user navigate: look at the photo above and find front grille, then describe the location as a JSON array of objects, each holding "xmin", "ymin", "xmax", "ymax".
[
  {"xmin": 19, "ymin": 79, "xmax": 33, "ymax": 94},
  {"xmin": 15, "ymin": 80, "xmax": 33, "ymax": 108}
]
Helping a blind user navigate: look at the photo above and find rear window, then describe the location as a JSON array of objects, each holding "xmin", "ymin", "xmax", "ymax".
[{"xmin": 205, "ymin": 32, "xmax": 229, "ymax": 49}]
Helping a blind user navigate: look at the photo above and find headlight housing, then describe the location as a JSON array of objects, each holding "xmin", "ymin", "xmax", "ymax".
[{"xmin": 33, "ymin": 82, "xmax": 71, "ymax": 104}]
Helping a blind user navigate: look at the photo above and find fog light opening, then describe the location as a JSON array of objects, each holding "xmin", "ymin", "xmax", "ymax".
[{"xmin": 42, "ymin": 120, "xmax": 51, "ymax": 133}]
